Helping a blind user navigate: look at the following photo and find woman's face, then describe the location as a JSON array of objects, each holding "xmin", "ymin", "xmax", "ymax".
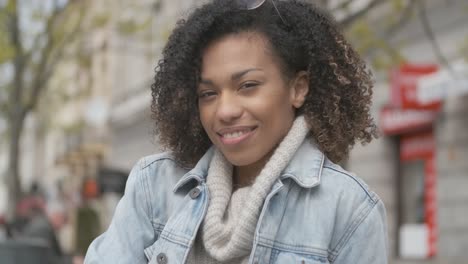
[{"xmin": 198, "ymin": 32, "xmax": 308, "ymax": 170}]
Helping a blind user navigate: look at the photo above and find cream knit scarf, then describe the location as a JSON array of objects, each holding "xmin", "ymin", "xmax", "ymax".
[{"xmin": 201, "ymin": 116, "xmax": 309, "ymax": 262}]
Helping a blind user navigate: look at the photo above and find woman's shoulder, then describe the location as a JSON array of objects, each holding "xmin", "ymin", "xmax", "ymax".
[
  {"xmin": 291, "ymin": 156, "xmax": 384, "ymax": 230},
  {"xmin": 263, "ymin": 156, "xmax": 386, "ymax": 260},
  {"xmin": 320, "ymin": 158, "xmax": 380, "ymax": 204},
  {"xmin": 134, "ymin": 151, "xmax": 192, "ymax": 174},
  {"xmin": 130, "ymin": 151, "xmax": 193, "ymax": 192},
  {"xmin": 124, "ymin": 152, "xmax": 195, "ymax": 221}
]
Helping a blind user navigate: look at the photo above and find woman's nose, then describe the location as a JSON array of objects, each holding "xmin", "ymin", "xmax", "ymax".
[{"xmin": 216, "ymin": 93, "xmax": 242, "ymax": 123}]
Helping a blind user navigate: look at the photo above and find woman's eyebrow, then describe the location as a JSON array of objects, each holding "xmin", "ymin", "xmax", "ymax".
[
  {"xmin": 231, "ymin": 68, "xmax": 263, "ymax": 81},
  {"xmin": 199, "ymin": 68, "xmax": 263, "ymax": 87},
  {"xmin": 199, "ymin": 78, "xmax": 214, "ymax": 86}
]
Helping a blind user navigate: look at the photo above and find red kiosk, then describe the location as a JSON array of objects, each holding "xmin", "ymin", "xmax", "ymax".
[{"xmin": 380, "ymin": 64, "xmax": 439, "ymax": 258}]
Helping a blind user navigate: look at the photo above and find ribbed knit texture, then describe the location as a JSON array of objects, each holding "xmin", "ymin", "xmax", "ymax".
[
  {"xmin": 187, "ymin": 116, "xmax": 309, "ymax": 263},
  {"xmin": 187, "ymin": 188, "xmax": 251, "ymax": 264}
]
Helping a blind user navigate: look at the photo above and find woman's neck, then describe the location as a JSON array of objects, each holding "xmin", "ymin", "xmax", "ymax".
[
  {"xmin": 233, "ymin": 156, "xmax": 270, "ymax": 189},
  {"xmin": 232, "ymin": 140, "xmax": 285, "ymax": 189}
]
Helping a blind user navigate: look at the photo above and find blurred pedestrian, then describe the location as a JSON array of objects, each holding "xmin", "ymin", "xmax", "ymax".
[
  {"xmin": 85, "ymin": 0, "xmax": 387, "ymax": 263},
  {"xmin": 19, "ymin": 206, "xmax": 63, "ymax": 258},
  {"xmin": 0, "ymin": 215, "xmax": 6, "ymax": 241},
  {"xmin": 75, "ymin": 179, "xmax": 100, "ymax": 258},
  {"xmin": 9, "ymin": 182, "xmax": 46, "ymax": 236},
  {"xmin": 7, "ymin": 182, "xmax": 66, "ymax": 262}
]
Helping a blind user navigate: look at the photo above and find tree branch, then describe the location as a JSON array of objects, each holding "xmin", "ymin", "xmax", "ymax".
[
  {"xmin": 339, "ymin": 0, "xmax": 386, "ymax": 28},
  {"xmin": 9, "ymin": 0, "xmax": 25, "ymax": 118},
  {"xmin": 0, "ymin": 92, "xmax": 9, "ymax": 116},
  {"xmin": 24, "ymin": 1, "xmax": 84, "ymax": 113},
  {"xmin": 417, "ymin": 0, "xmax": 454, "ymax": 74},
  {"xmin": 385, "ymin": 0, "xmax": 416, "ymax": 37},
  {"xmin": 363, "ymin": 0, "xmax": 415, "ymax": 59},
  {"xmin": 331, "ymin": 0, "xmax": 356, "ymax": 13}
]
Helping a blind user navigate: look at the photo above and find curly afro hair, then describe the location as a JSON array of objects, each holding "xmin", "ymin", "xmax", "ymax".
[{"xmin": 151, "ymin": 0, "xmax": 378, "ymax": 166}]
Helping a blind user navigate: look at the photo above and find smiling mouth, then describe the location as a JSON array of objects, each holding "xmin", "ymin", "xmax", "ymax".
[{"xmin": 217, "ymin": 127, "xmax": 257, "ymax": 145}]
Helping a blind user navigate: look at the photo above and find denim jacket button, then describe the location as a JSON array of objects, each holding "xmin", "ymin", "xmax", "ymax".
[
  {"xmin": 189, "ymin": 187, "xmax": 201, "ymax": 199},
  {"xmin": 156, "ymin": 253, "xmax": 167, "ymax": 264}
]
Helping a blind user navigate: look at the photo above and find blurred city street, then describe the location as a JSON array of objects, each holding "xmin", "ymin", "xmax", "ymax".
[{"xmin": 1, "ymin": 0, "xmax": 468, "ymax": 263}]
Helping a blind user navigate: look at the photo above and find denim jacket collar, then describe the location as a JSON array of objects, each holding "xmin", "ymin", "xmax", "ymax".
[
  {"xmin": 280, "ymin": 139, "xmax": 325, "ymax": 188},
  {"xmin": 173, "ymin": 139, "xmax": 325, "ymax": 192},
  {"xmin": 172, "ymin": 147, "xmax": 215, "ymax": 192}
]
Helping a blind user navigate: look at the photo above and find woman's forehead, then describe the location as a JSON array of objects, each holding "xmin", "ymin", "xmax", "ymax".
[
  {"xmin": 200, "ymin": 32, "xmax": 278, "ymax": 76},
  {"xmin": 203, "ymin": 31, "xmax": 269, "ymax": 54}
]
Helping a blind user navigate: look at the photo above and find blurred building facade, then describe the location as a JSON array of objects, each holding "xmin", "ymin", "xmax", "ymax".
[
  {"xmin": 0, "ymin": 0, "xmax": 200, "ymax": 255},
  {"xmin": 349, "ymin": 1, "xmax": 468, "ymax": 263},
  {"xmin": 105, "ymin": 1, "xmax": 468, "ymax": 263},
  {"xmin": 1, "ymin": 0, "xmax": 467, "ymax": 262}
]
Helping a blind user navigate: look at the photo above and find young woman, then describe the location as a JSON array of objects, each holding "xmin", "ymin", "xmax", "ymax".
[{"xmin": 85, "ymin": 0, "xmax": 387, "ymax": 263}]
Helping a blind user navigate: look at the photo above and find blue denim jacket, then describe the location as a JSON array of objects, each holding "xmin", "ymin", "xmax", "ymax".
[{"xmin": 85, "ymin": 140, "xmax": 388, "ymax": 263}]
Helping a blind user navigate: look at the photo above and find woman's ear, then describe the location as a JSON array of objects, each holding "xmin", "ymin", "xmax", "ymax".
[{"xmin": 290, "ymin": 71, "xmax": 309, "ymax": 108}]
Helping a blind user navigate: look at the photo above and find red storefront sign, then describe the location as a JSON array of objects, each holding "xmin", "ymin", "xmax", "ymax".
[
  {"xmin": 391, "ymin": 64, "xmax": 441, "ymax": 110},
  {"xmin": 425, "ymin": 155, "xmax": 437, "ymax": 257},
  {"xmin": 400, "ymin": 132, "xmax": 435, "ymax": 161},
  {"xmin": 416, "ymin": 61, "xmax": 468, "ymax": 104},
  {"xmin": 400, "ymin": 132, "xmax": 438, "ymax": 257},
  {"xmin": 384, "ymin": 63, "xmax": 440, "ymax": 259},
  {"xmin": 380, "ymin": 106, "xmax": 437, "ymax": 135}
]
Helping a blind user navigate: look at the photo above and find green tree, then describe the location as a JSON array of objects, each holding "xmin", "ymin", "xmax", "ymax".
[
  {"xmin": 0, "ymin": 0, "xmax": 106, "ymax": 217},
  {"xmin": 325, "ymin": 0, "xmax": 466, "ymax": 71}
]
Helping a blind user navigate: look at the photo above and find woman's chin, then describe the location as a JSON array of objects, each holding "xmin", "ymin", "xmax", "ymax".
[
  {"xmin": 224, "ymin": 157, "xmax": 251, "ymax": 167},
  {"xmin": 221, "ymin": 152, "xmax": 256, "ymax": 167},
  {"xmin": 220, "ymin": 149, "xmax": 269, "ymax": 169}
]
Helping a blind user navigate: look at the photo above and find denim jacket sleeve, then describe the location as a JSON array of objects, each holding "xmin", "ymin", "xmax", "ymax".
[
  {"xmin": 333, "ymin": 199, "xmax": 388, "ymax": 264},
  {"xmin": 84, "ymin": 158, "xmax": 154, "ymax": 263}
]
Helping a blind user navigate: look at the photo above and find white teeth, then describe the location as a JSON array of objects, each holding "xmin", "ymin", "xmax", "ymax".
[{"xmin": 223, "ymin": 130, "xmax": 248, "ymax": 139}]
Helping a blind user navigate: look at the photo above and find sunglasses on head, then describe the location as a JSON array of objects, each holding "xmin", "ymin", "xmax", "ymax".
[{"xmin": 234, "ymin": 0, "xmax": 287, "ymax": 25}]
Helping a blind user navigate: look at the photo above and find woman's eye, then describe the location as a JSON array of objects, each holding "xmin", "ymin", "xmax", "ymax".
[
  {"xmin": 198, "ymin": 91, "xmax": 216, "ymax": 99},
  {"xmin": 240, "ymin": 82, "xmax": 259, "ymax": 90}
]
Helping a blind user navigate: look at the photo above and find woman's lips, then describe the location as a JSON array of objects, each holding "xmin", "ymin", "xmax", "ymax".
[{"xmin": 218, "ymin": 127, "xmax": 257, "ymax": 146}]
